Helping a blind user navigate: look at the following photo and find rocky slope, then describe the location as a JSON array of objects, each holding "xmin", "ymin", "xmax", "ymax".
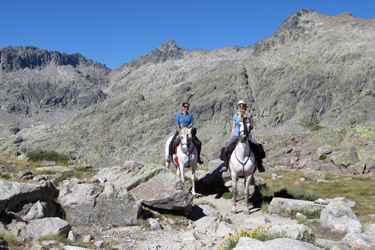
[{"xmin": 0, "ymin": 10, "xmax": 374, "ymax": 170}]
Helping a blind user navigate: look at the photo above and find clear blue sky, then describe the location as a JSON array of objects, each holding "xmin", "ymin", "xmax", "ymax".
[{"xmin": 1, "ymin": 0, "xmax": 374, "ymax": 69}]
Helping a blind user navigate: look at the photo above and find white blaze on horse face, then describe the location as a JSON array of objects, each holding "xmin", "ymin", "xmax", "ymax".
[{"xmin": 239, "ymin": 118, "xmax": 251, "ymax": 143}]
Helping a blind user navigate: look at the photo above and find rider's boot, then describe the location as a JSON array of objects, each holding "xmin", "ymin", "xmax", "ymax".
[
  {"xmin": 167, "ymin": 156, "xmax": 172, "ymax": 162},
  {"xmin": 197, "ymin": 157, "xmax": 204, "ymax": 164},
  {"xmin": 257, "ymin": 159, "xmax": 265, "ymax": 172},
  {"xmin": 223, "ymin": 152, "xmax": 229, "ymax": 171}
]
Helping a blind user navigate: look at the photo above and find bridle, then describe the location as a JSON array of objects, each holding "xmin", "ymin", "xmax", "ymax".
[
  {"xmin": 234, "ymin": 118, "xmax": 253, "ymax": 187},
  {"xmin": 179, "ymin": 130, "xmax": 195, "ymax": 156}
]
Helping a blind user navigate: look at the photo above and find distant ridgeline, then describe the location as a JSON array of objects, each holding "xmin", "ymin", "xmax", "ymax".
[
  {"xmin": 0, "ymin": 9, "xmax": 374, "ymax": 169},
  {"xmin": 0, "ymin": 46, "xmax": 109, "ymax": 71}
]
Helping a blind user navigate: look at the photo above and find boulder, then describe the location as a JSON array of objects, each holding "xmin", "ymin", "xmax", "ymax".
[
  {"xmin": 0, "ymin": 179, "xmax": 57, "ymax": 221},
  {"xmin": 58, "ymin": 181, "xmax": 141, "ymax": 225},
  {"xmin": 130, "ymin": 172, "xmax": 192, "ymax": 214},
  {"xmin": 342, "ymin": 224, "xmax": 375, "ymax": 248},
  {"xmin": 194, "ymin": 216, "xmax": 219, "ymax": 235},
  {"xmin": 92, "ymin": 161, "xmax": 193, "ymax": 214},
  {"xmin": 320, "ymin": 201, "xmax": 362, "ymax": 234},
  {"xmin": 268, "ymin": 197, "xmax": 325, "ymax": 215},
  {"xmin": 91, "ymin": 161, "xmax": 170, "ymax": 190},
  {"xmin": 90, "ymin": 183, "xmax": 142, "ymax": 225},
  {"xmin": 216, "ymin": 221, "xmax": 236, "ymax": 238},
  {"xmin": 25, "ymin": 217, "xmax": 71, "ymax": 240},
  {"xmin": 267, "ymin": 224, "xmax": 316, "ymax": 243}
]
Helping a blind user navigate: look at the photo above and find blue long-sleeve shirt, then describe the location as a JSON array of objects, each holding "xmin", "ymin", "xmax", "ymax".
[{"xmin": 175, "ymin": 112, "xmax": 194, "ymax": 129}]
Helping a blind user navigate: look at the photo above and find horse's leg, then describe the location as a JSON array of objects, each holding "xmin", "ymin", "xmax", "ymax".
[
  {"xmin": 191, "ymin": 165, "xmax": 196, "ymax": 197},
  {"xmin": 179, "ymin": 163, "xmax": 185, "ymax": 183},
  {"xmin": 175, "ymin": 162, "xmax": 181, "ymax": 179},
  {"xmin": 231, "ymin": 172, "xmax": 238, "ymax": 214},
  {"xmin": 244, "ymin": 174, "xmax": 253, "ymax": 215}
]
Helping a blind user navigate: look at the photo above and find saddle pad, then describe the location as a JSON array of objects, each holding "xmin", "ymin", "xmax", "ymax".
[{"xmin": 173, "ymin": 145, "xmax": 190, "ymax": 168}]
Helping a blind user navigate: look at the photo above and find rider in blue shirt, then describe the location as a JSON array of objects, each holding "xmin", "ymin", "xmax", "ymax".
[
  {"xmin": 167, "ymin": 102, "xmax": 204, "ymax": 164},
  {"xmin": 222, "ymin": 100, "xmax": 265, "ymax": 172}
]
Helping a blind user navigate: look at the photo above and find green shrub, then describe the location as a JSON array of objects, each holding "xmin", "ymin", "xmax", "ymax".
[
  {"xmin": 274, "ymin": 188, "xmax": 322, "ymax": 201},
  {"xmin": 27, "ymin": 150, "xmax": 69, "ymax": 164},
  {"xmin": 222, "ymin": 192, "xmax": 233, "ymax": 199},
  {"xmin": 194, "ymin": 201, "xmax": 218, "ymax": 210}
]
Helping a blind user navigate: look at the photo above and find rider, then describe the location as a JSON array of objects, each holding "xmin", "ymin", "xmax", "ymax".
[
  {"xmin": 222, "ymin": 100, "xmax": 265, "ymax": 172},
  {"xmin": 167, "ymin": 102, "xmax": 204, "ymax": 164}
]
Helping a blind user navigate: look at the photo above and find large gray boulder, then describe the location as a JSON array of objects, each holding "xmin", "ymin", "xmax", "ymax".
[
  {"xmin": 92, "ymin": 161, "xmax": 193, "ymax": 214},
  {"xmin": 320, "ymin": 201, "xmax": 362, "ymax": 234},
  {"xmin": 90, "ymin": 183, "xmax": 141, "ymax": 225},
  {"xmin": 342, "ymin": 224, "xmax": 375, "ymax": 248},
  {"xmin": 268, "ymin": 197, "xmax": 325, "ymax": 215},
  {"xmin": 58, "ymin": 180, "xmax": 141, "ymax": 225},
  {"xmin": 130, "ymin": 172, "xmax": 193, "ymax": 214},
  {"xmin": 25, "ymin": 217, "xmax": 71, "ymax": 240},
  {"xmin": 0, "ymin": 179, "xmax": 56, "ymax": 221}
]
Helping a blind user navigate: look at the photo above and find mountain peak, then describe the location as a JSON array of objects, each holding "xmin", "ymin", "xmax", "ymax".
[
  {"xmin": 124, "ymin": 40, "xmax": 189, "ymax": 68},
  {"xmin": 157, "ymin": 40, "xmax": 181, "ymax": 52}
]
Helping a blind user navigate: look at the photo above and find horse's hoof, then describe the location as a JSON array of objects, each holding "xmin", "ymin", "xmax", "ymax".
[
  {"xmin": 244, "ymin": 211, "xmax": 250, "ymax": 215},
  {"xmin": 231, "ymin": 210, "xmax": 237, "ymax": 214}
]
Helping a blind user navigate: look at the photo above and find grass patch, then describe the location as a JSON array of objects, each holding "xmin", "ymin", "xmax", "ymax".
[
  {"xmin": 194, "ymin": 201, "xmax": 218, "ymax": 210},
  {"xmin": 0, "ymin": 231, "xmax": 18, "ymax": 245},
  {"xmin": 26, "ymin": 150, "xmax": 69, "ymax": 165},
  {"xmin": 40, "ymin": 233, "xmax": 71, "ymax": 244},
  {"xmin": 278, "ymin": 208, "xmax": 321, "ymax": 220},
  {"xmin": 222, "ymin": 192, "xmax": 233, "ymax": 200},
  {"xmin": 274, "ymin": 188, "xmax": 323, "ymax": 201},
  {"xmin": 264, "ymin": 171, "xmax": 375, "ymax": 225}
]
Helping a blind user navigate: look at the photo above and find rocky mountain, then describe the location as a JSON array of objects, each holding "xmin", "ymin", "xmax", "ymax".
[
  {"xmin": 0, "ymin": 46, "xmax": 110, "ymax": 138},
  {"xmin": 0, "ymin": 9, "xmax": 374, "ymax": 170}
]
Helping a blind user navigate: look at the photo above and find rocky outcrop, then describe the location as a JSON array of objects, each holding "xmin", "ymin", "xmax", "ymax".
[
  {"xmin": 0, "ymin": 179, "xmax": 57, "ymax": 222},
  {"xmin": 58, "ymin": 179, "xmax": 141, "ymax": 226},
  {"xmin": 91, "ymin": 161, "xmax": 193, "ymax": 214}
]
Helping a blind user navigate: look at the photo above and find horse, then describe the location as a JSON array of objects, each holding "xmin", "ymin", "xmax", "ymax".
[
  {"xmin": 229, "ymin": 117, "xmax": 257, "ymax": 215},
  {"xmin": 165, "ymin": 127, "xmax": 198, "ymax": 196}
]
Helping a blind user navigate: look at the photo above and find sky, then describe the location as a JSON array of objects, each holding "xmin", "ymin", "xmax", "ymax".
[{"xmin": 1, "ymin": 0, "xmax": 374, "ymax": 69}]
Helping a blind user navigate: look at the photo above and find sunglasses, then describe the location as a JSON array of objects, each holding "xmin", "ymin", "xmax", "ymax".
[
  {"xmin": 238, "ymin": 104, "xmax": 246, "ymax": 108},
  {"xmin": 183, "ymin": 106, "xmax": 189, "ymax": 108}
]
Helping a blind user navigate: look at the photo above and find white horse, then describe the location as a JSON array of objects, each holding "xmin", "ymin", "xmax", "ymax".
[
  {"xmin": 229, "ymin": 117, "xmax": 257, "ymax": 215},
  {"xmin": 165, "ymin": 127, "xmax": 198, "ymax": 196}
]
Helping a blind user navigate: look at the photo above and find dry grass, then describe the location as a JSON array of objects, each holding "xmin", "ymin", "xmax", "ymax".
[{"xmin": 262, "ymin": 171, "xmax": 375, "ymax": 227}]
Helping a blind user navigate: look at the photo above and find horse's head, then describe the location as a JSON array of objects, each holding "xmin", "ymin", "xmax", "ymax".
[
  {"xmin": 239, "ymin": 117, "xmax": 251, "ymax": 143},
  {"xmin": 179, "ymin": 127, "xmax": 193, "ymax": 153}
]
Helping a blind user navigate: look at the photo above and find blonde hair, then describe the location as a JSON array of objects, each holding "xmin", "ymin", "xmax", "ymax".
[{"xmin": 238, "ymin": 110, "xmax": 247, "ymax": 119}]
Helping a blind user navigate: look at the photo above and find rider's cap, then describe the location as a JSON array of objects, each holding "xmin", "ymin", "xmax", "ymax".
[{"xmin": 237, "ymin": 100, "xmax": 247, "ymax": 106}]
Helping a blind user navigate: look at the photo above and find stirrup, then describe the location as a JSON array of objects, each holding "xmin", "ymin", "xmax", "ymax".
[{"xmin": 167, "ymin": 156, "xmax": 172, "ymax": 162}]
